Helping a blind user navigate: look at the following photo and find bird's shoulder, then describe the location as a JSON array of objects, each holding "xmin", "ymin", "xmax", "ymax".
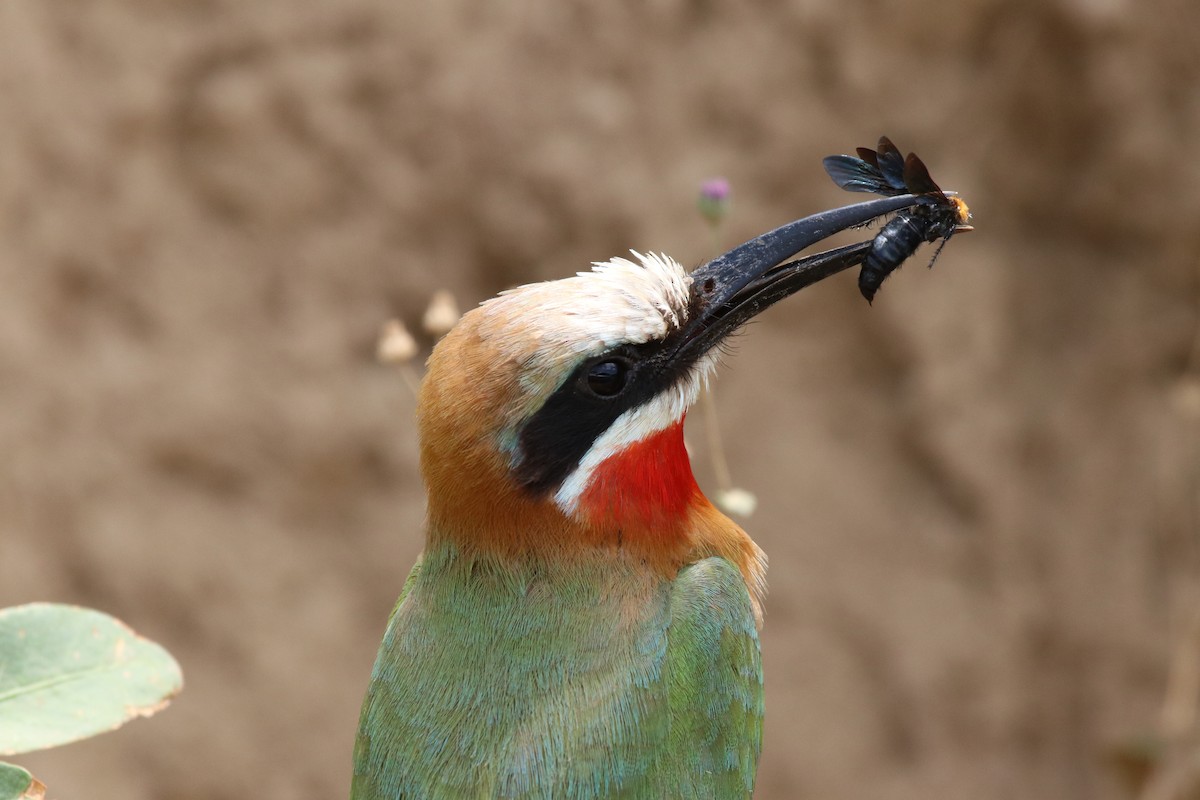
[{"xmin": 658, "ymin": 556, "xmax": 763, "ymax": 799}]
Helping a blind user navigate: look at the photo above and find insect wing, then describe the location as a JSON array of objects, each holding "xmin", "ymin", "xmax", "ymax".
[
  {"xmin": 875, "ymin": 136, "xmax": 907, "ymax": 192},
  {"xmin": 901, "ymin": 152, "xmax": 947, "ymax": 200},
  {"xmin": 822, "ymin": 155, "xmax": 903, "ymax": 195},
  {"xmin": 855, "ymin": 147, "xmax": 880, "ymax": 168}
]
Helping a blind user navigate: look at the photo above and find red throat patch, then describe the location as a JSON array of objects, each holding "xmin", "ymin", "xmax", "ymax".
[{"xmin": 577, "ymin": 419, "xmax": 701, "ymax": 537}]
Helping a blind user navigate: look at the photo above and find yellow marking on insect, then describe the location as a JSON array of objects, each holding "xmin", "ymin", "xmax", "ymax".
[{"xmin": 949, "ymin": 196, "xmax": 972, "ymax": 226}]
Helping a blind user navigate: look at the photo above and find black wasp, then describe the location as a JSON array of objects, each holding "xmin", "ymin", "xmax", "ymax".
[{"xmin": 823, "ymin": 136, "xmax": 972, "ymax": 304}]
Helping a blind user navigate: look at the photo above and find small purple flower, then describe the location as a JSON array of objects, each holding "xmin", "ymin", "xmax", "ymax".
[
  {"xmin": 697, "ymin": 177, "xmax": 731, "ymax": 227},
  {"xmin": 699, "ymin": 177, "xmax": 730, "ymax": 202}
]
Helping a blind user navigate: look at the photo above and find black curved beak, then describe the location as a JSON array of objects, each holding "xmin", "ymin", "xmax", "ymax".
[{"xmin": 678, "ymin": 194, "xmax": 920, "ymax": 358}]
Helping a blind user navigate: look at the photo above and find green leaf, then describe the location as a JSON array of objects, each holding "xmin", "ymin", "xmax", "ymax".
[
  {"xmin": 0, "ymin": 762, "xmax": 44, "ymax": 800},
  {"xmin": 0, "ymin": 603, "xmax": 183, "ymax": 755}
]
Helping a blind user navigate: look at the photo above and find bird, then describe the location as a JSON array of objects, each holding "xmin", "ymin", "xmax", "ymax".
[{"xmin": 350, "ymin": 193, "xmax": 922, "ymax": 800}]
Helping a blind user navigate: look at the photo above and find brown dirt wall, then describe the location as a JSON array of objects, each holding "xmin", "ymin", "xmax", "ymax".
[{"xmin": 4, "ymin": 1, "xmax": 1200, "ymax": 797}]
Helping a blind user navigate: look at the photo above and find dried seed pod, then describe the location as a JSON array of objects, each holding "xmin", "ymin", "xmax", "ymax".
[{"xmin": 377, "ymin": 319, "xmax": 418, "ymax": 364}]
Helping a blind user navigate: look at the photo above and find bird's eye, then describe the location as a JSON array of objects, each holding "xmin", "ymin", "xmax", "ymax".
[{"xmin": 584, "ymin": 359, "xmax": 629, "ymax": 397}]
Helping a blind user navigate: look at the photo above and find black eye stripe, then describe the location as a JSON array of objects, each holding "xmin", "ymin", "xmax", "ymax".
[{"xmin": 513, "ymin": 340, "xmax": 697, "ymax": 496}]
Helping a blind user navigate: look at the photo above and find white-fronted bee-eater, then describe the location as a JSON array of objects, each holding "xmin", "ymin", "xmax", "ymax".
[{"xmin": 352, "ymin": 192, "xmax": 925, "ymax": 799}]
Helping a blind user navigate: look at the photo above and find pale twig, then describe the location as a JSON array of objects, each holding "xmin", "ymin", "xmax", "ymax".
[
  {"xmin": 1161, "ymin": 600, "xmax": 1200, "ymax": 739},
  {"xmin": 397, "ymin": 364, "xmax": 421, "ymax": 400},
  {"xmin": 1162, "ymin": 262, "xmax": 1200, "ymax": 739},
  {"xmin": 377, "ymin": 319, "xmax": 422, "ymax": 400},
  {"xmin": 1139, "ymin": 259, "xmax": 1200, "ymax": 800},
  {"xmin": 700, "ymin": 387, "xmax": 733, "ymax": 492}
]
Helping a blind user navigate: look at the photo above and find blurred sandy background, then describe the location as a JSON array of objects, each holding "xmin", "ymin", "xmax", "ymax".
[{"xmin": 4, "ymin": 0, "xmax": 1200, "ymax": 798}]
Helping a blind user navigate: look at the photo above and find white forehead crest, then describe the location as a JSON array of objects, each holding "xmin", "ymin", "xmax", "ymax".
[
  {"xmin": 570, "ymin": 250, "xmax": 693, "ymax": 342},
  {"xmin": 481, "ymin": 249, "xmax": 691, "ymax": 364}
]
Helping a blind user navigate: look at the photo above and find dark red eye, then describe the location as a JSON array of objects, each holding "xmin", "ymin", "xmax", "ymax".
[{"xmin": 584, "ymin": 360, "xmax": 629, "ymax": 397}]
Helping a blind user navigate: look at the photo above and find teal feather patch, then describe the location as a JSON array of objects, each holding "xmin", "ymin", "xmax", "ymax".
[{"xmin": 351, "ymin": 545, "xmax": 762, "ymax": 800}]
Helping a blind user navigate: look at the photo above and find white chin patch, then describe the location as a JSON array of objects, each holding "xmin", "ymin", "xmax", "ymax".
[{"xmin": 554, "ymin": 354, "xmax": 716, "ymax": 517}]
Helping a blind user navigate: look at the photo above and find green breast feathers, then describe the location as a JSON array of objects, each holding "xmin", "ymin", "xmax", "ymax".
[{"xmin": 352, "ymin": 546, "xmax": 762, "ymax": 800}]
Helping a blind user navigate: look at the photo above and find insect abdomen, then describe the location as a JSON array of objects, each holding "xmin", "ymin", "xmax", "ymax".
[{"xmin": 859, "ymin": 213, "xmax": 927, "ymax": 303}]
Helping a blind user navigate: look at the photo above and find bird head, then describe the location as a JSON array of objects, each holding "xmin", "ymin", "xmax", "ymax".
[{"xmin": 417, "ymin": 195, "xmax": 919, "ymax": 614}]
